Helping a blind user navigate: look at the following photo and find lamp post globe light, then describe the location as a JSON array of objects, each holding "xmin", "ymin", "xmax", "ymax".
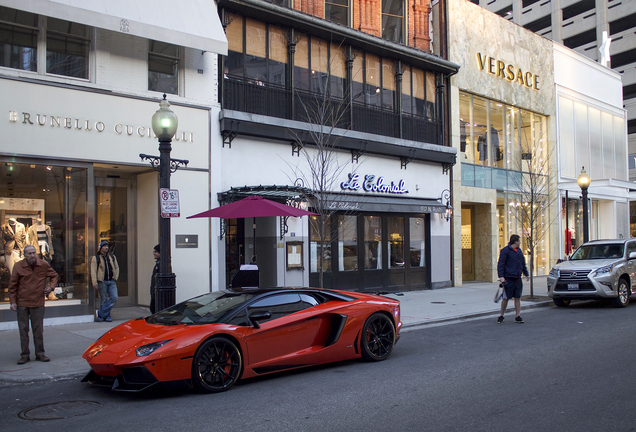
[
  {"xmin": 576, "ymin": 166, "xmax": 591, "ymax": 244},
  {"xmin": 140, "ymin": 95, "xmax": 188, "ymax": 312}
]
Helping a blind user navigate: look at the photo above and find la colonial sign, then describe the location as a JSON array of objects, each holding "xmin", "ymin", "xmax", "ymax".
[{"xmin": 341, "ymin": 173, "xmax": 408, "ymax": 194}]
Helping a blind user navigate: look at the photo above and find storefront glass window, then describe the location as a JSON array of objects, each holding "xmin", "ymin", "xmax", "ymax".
[
  {"xmin": 365, "ymin": 53, "xmax": 381, "ymax": 108},
  {"xmin": 310, "ymin": 215, "xmax": 331, "ymax": 272},
  {"xmin": 245, "ymin": 19, "xmax": 267, "ymax": 84},
  {"xmin": 225, "ymin": 14, "xmax": 244, "ymax": 77},
  {"xmin": 338, "ymin": 215, "xmax": 357, "ymax": 271},
  {"xmin": 329, "ymin": 42, "xmax": 346, "ymax": 99},
  {"xmin": 506, "ymin": 105, "xmax": 520, "ymax": 170},
  {"xmin": 294, "ymin": 33, "xmax": 310, "ymax": 91},
  {"xmin": 382, "ymin": 59, "xmax": 395, "ymax": 110},
  {"xmin": 388, "ymin": 217, "xmax": 404, "ymax": 268},
  {"xmin": 409, "ymin": 217, "xmax": 425, "ymax": 267},
  {"xmin": 459, "ymin": 92, "xmax": 472, "ymax": 163},
  {"xmin": 46, "ymin": 18, "xmax": 89, "ymax": 79},
  {"xmin": 490, "ymin": 101, "xmax": 504, "ymax": 169},
  {"xmin": 0, "ymin": 162, "xmax": 87, "ymax": 304},
  {"xmin": 364, "ymin": 216, "xmax": 382, "ymax": 269},
  {"xmin": 473, "ymin": 96, "xmax": 489, "ymax": 166},
  {"xmin": 268, "ymin": 26, "xmax": 287, "ymax": 86},
  {"xmin": 0, "ymin": 6, "xmax": 38, "ymax": 71},
  {"xmin": 311, "ymin": 37, "xmax": 328, "ymax": 94}
]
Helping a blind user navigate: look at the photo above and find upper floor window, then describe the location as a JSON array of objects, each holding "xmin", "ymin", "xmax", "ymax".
[
  {"xmin": 0, "ymin": 6, "xmax": 38, "ymax": 71},
  {"xmin": 0, "ymin": 6, "xmax": 89, "ymax": 79},
  {"xmin": 46, "ymin": 18, "xmax": 89, "ymax": 78},
  {"xmin": 148, "ymin": 40, "xmax": 179, "ymax": 95},
  {"xmin": 401, "ymin": 65, "xmax": 436, "ymax": 119},
  {"xmin": 325, "ymin": 0, "xmax": 349, "ymax": 26},
  {"xmin": 382, "ymin": 0, "xmax": 403, "ymax": 44}
]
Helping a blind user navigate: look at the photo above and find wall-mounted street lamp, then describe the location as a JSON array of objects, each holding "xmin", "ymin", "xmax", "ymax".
[
  {"xmin": 576, "ymin": 166, "xmax": 591, "ymax": 244},
  {"xmin": 140, "ymin": 95, "xmax": 189, "ymax": 312},
  {"xmin": 439, "ymin": 189, "xmax": 453, "ymax": 222}
]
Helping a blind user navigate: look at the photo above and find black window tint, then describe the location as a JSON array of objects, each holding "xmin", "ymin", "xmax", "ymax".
[
  {"xmin": 227, "ymin": 309, "xmax": 250, "ymax": 326},
  {"xmin": 248, "ymin": 293, "xmax": 312, "ymax": 323},
  {"xmin": 299, "ymin": 293, "xmax": 320, "ymax": 307}
]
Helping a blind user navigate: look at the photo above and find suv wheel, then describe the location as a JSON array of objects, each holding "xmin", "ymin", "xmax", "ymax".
[
  {"xmin": 553, "ymin": 298, "xmax": 571, "ymax": 307},
  {"xmin": 612, "ymin": 279, "xmax": 630, "ymax": 308}
]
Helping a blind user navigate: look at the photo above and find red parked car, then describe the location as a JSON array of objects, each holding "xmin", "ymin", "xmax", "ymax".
[{"xmin": 82, "ymin": 287, "xmax": 401, "ymax": 393}]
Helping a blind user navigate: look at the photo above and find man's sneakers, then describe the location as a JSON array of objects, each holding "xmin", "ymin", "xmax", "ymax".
[
  {"xmin": 105, "ymin": 317, "xmax": 112, "ymax": 322},
  {"xmin": 497, "ymin": 315, "xmax": 524, "ymax": 324}
]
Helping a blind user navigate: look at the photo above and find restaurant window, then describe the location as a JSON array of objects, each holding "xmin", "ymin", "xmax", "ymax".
[
  {"xmin": 402, "ymin": 66, "xmax": 435, "ymax": 119},
  {"xmin": 364, "ymin": 216, "xmax": 382, "ymax": 269},
  {"xmin": 0, "ymin": 162, "xmax": 88, "ymax": 305},
  {"xmin": 388, "ymin": 217, "xmax": 404, "ymax": 268},
  {"xmin": 46, "ymin": 17, "xmax": 89, "ymax": 79},
  {"xmin": 294, "ymin": 33, "xmax": 310, "ymax": 91},
  {"xmin": 338, "ymin": 215, "xmax": 357, "ymax": 271},
  {"xmin": 268, "ymin": 25, "xmax": 287, "ymax": 86},
  {"xmin": 311, "ymin": 37, "xmax": 329, "ymax": 94},
  {"xmin": 382, "ymin": 0, "xmax": 404, "ymax": 44},
  {"xmin": 409, "ymin": 217, "xmax": 425, "ymax": 267},
  {"xmin": 245, "ymin": 18, "xmax": 266, "ymax": 83},
  {"xmin": 148, "ymin": 40, "xmax": 179, "ymax": 94},
  {"xmin": 310, "ymin": 215, "xmax": 332, "ymax": 272},
  {"xmin": 325, "ymin": 0, "xmax": 349, "ymax": 26},
  {"xmin": 0, "ymin": 6, "xmax": 38, "ymax": 71},
  {"xmin": 225, "ymin": 14, "xmax": 244, "ymax": 77},
  {"xmin": 329, "ymin": 42, "xmax": 346, "ymax": 98}
]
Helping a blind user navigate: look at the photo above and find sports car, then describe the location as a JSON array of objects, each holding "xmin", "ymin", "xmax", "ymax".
[{"xmin": 82, "ymin": 287, "xmax": 401, "ymax": 393}]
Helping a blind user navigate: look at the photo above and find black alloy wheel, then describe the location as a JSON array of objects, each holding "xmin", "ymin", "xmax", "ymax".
[
  {"xmin": 553, "ymin": 297, "xmax": 571, "ymax": 307},
  {"xmin": 612, "ymin": 279, "xmax": 630, "ymax": 308},
  {"xmin": 360, "ymin": 313, "xmax": 396, "ymax": 362},
  {"xmin": 192, "ymin": 337, "xmax": 242, "ymax": 393}
]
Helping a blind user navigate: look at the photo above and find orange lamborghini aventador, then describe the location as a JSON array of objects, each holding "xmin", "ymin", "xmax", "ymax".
[{"xmin": 82, "ymin": 287, "xmax": 401, "ymax": 393}]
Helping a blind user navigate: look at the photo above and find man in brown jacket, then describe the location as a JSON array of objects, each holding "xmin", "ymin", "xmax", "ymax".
[{"xmin": 9, "ymin": 244, "xmax": 58, "ymax": 364}]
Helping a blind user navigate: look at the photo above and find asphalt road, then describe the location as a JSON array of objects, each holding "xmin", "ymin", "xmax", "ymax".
[{"xmin": 1, "ymin": 302, "xmax": 635, "ymax": 432}]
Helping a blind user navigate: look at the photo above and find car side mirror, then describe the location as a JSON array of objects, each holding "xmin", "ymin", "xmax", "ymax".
[
  {"xmin": 629, "ymin": 252, "xmax": 636, "ymax": 259},
  {"xmin": 556, "ymin": 259, "xmax": 563, "ymax": 264},
  {"xmin": 248, "ymin": 311, "xmax": 272, "ymax": 329}
]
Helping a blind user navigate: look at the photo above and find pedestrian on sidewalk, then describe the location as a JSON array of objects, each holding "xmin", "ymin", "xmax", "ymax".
[
  {"xmin": 90, "ymin": 240, "xmax": 119, "ymax": 322},
  {"xmin": 8, "ymin": 244, "xmax": 58, "ymax": 364},
  {"xmin": 149, "ymin": 244, "xmax": 160, "ymax": 314},
  {"xmin": 497, "ymin": 234, "xmax": 529, "ymax": 324}
]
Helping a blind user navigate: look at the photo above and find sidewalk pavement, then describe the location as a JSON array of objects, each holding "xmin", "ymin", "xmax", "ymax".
[{"xmin": 0, "ymin": 277, "xmax": 551, "ymax": 385}]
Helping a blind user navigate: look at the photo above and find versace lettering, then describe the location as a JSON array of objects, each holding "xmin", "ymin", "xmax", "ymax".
[{"xmin": 476, "ymin": 53, "xmax": 540, "ymax": 91}]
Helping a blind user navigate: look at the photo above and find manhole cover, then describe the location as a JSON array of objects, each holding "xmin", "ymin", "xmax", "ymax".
[{"xmin": 19, "ymin": 401, "xmax": 101, "ymax": 420}]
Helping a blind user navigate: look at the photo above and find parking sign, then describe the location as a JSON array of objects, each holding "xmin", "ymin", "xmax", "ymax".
[{"xmin": 160, "ymin": 188, "xmax": 180, "ymax": 218}]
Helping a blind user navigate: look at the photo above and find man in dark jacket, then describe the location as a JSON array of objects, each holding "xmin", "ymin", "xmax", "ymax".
[
  {"xmin": 9, "ymin": 245, "xmax": 58, "ymax": 364},
  {"xmin": 150, "ymin": 244, "xmax": 160, "ymax": 314},
  {"xmin": 497, "ymin": 234, "xmax": 529, "ymax": 324}
]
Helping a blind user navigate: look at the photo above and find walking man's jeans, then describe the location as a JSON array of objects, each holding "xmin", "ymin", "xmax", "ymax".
[
  {"xmin": 97, "ymin": 280, "xmax": 118, "ymax": 320},
  {"xmin": 17, "ymin": 306, "xmax": 45, "ymax": 359}
]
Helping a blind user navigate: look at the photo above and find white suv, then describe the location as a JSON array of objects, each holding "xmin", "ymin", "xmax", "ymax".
[{"xmin": 547, "ymin": 239, "xmax": 636, "ymax": 308}]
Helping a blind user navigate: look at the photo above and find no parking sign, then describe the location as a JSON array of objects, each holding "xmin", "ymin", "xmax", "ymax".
[{"xmin": 160, "ymin": 188, "xmax": 180, "ymax": 218}]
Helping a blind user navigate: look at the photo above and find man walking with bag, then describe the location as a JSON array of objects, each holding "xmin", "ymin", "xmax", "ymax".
[{"xmin": 497, "ymin": 234, "xmax": 529, "ymax": 324}]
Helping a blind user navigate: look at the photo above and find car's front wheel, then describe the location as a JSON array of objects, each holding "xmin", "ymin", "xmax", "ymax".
[
  {"xmin": 192, "ymin": 337, "xmax": 242, "ymax": 393},
  {"xmin": 553, "ymin": 298, "xmax": 571, "ymax": 307},
  {"xmin": 361, "ymin": 313, "xmax": 396, "ymax": 362},
  {"xmin": 612, "ymin": 279, "xmax": 630, "ymax": 308}
]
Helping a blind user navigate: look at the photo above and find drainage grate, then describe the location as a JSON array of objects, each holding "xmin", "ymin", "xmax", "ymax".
[
  {"xmin": 431, "ymin": 301, "xmax": 446, "ymax": 304},
  {"xmin": 18, "ymin": 401, "xmax": 101, "ymax": 420}
]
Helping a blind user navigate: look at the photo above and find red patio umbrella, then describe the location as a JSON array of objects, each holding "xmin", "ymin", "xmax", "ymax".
[
  {"xmin": 186, "ymin": 195, "xmax": 317, "ymax": 219},
  {"xmin": 187, "ymin": 196, "xmax": 317, "ymax": 262}
]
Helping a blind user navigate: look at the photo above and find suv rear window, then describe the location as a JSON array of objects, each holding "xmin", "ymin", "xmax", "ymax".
[{"xmin": 571, "ymin": 243, "xmax": 624, "ymax": 260}]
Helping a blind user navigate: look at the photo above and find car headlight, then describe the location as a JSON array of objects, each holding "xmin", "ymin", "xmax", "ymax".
[
  {"xmin": 590, "ymin": 265, "xmax": 613, "ymax": 278},
  {"xmin": 136, "ymin": 339, "xmax": 173, "ymax": 357},
  {"xmin": 549, "ymin": 268, "xmax": 560, "ymax": 277}
]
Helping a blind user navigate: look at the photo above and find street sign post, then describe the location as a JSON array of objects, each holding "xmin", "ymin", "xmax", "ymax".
[{"xmin": 160, "ymin": 188, "xmax": 180, "ymax": 218}]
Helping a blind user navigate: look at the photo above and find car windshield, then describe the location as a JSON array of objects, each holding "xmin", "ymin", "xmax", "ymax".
[
  {"xmin": 147, "ymin": 291, "xmax": 256, "ymax": 325},
  {"xmin": 571, "ymin": 244, "xmax": 624, "ymax": 260}
]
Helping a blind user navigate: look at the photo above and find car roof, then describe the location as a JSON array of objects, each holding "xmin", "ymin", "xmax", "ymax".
[
  {"xmin": 227, "ymin": 286, "xmax": 357, "ymax": 301},
  {"xmin": 583, "ymin": 238, "xmax": 634, "ymax": 245}
]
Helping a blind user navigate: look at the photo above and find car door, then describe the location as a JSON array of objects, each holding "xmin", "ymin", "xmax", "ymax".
[
  {"xmin": 625, "ymin": 241, "xmax": 636, "ymax": 292},
  {"xmin": 243, "ymin": 293, "xmax": 327, "ymax": 369}
]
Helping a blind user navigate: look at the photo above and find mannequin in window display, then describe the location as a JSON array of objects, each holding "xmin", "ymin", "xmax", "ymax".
[
  {"xmin": 27, "ymin": 219, "xmax": 54, "ymax": 264},
  {"xmin": 2, "ymin": 218, "xmax": 27, "ymax": 273}
]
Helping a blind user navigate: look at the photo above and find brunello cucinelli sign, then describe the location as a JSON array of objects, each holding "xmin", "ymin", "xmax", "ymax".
[
  {"xmin": 8, "ymin": 111, "xmax": 195, "ymax": 142},
  {"xmin": 476, "ymin": 53, "xmax": 540, "ymax": 91},
  {"xmin": 341, "ymin": 173, "xmax": 409, "ymax": 194}
]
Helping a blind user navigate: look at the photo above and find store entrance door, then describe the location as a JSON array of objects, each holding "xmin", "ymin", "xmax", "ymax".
[
  {"xmin": 95, "ymin": 177, "xmax": 133, "ymax": 306},
  {"xmin": 461, "ymin": 206, "xmax": 475, "ymax": 281}
]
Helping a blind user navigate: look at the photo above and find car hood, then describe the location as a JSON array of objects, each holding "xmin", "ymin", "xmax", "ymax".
[{"xmin": 555, "ymin": 258, "xmax": 620, "ymax": 270}]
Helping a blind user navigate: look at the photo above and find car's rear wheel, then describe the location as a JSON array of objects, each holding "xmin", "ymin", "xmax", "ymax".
[
  {"xmin": 361, "ymin": 313, "xmax": 395, "ymax": 362},
  {"xmin": 553, "ymin": 298, "xmax": 571, "ymax": 307},
  {"xmin": 612, "ymin": 279, "xmax": 630, "ymax": 308},
  {"xmin": 192, "ymin": 337, "xmax": 242, "ymax": 393}
]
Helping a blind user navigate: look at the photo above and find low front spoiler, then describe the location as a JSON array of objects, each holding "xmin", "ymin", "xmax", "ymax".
[{"xmin": 81, "ymin": 368, "xmax": 160, "ymax": 392}]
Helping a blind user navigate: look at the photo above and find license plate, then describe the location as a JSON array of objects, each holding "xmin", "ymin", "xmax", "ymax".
[{"xmin": 567, "ymin": 283, "xmax": 579, "ymax": 290}]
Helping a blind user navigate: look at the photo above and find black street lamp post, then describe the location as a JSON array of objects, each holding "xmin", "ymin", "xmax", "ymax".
[
  {"xmin": 577, "ymin": 166, "xmax": 591, "ymax": 244},
  {"xmin": 140, "ymin": 95, "xmax": 189, "ymax": 312}
]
